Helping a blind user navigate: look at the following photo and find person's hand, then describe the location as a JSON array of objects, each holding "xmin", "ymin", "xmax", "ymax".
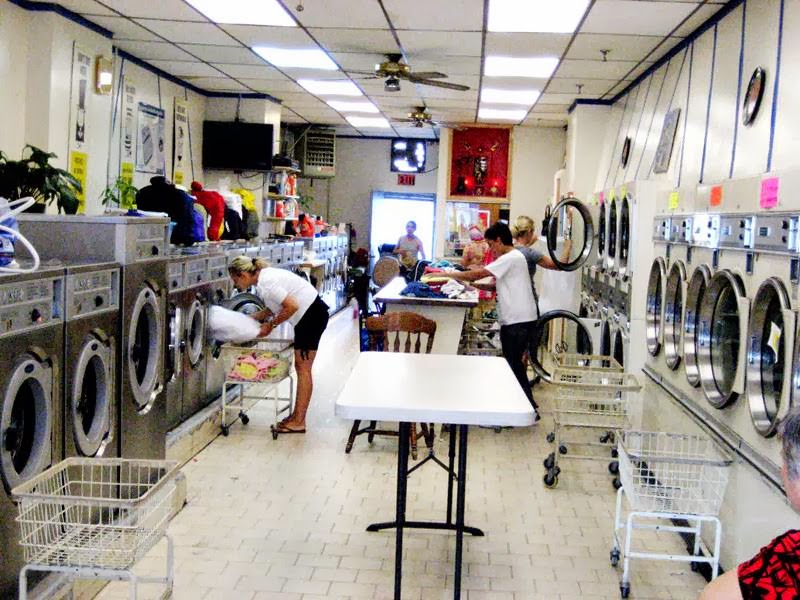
[{"xmin": 259, "ymin": 321, "xmax": 274, "ymax": 338}]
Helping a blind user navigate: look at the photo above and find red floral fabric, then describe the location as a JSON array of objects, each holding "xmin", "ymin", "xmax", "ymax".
[{"xmin": 738, "ymin": 530, "xmax": 800, "ymax": 599}]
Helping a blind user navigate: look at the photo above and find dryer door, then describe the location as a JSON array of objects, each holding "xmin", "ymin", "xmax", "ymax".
[
  {"xmin": 613, "ymin": 327, "xmax": 627, "ymax": 369},
  {"xmin": 748, "ymin": 278, "xmax": 795, "ymax": 437},
  {"xmin": 645, "ymin": 258, "xmax": 667, "ymax": 356},
  {"xmin": 128, "ymin": 283, "xmax": 163, "ymax": 412},
  {"xmin": 185, "ymin": 296, "xmax": 206, "ymax": 368},
  {"xmin": 545, "ymin": 198, "xmax": 595, "ymax": 272},
  {"xmin": 1, "ymin": 353, "xmax": 53, "ymax": 491},
  {"xmin": 684, "ymin": 265, "xmax": 711, "ymax": 388},
  {"xmin": 697, "ymin": 270, "xmax": 749, "ymax": 408},
  {"xmin": 607, "ymin": 198, "xmax": 617, "ymax": 272},
  {"xmin": 72, "ymin": 333, "xmax": 114, "ymax": 457},
  {"xmin": 530, "ymin": 310, "xmax": 595, "ymax": 383},
  {"xmin": 166, "ymin": 303, "xmax": 182, "ymax": 383},
  {"xmin": 597, "ymin": 201, "xmax": 606, "ymax": 267},
  {"xmin": 600, "ymin": 317, "xmax": 612, "ymax": 357},
  {"xmin": 663, "ymin": 261, "xmax": 687, "ymax": 371},
  {"xmin": 618, "ymin": 196, "xmax": 631, "ymax": 278}
]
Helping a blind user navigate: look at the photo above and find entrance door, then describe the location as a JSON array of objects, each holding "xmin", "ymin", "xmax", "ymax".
[{"xmin": 370, "ymin": 192, "xmax": 435, "ymax": 265}]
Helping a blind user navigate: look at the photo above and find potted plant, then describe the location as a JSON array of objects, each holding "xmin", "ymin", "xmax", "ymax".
[
  {"xmin": 0, "ymin": 145, "xmax": 82, "ymax": 214},
  {"xmin": 100, "ymin": 177, "xmax": 138, "ymax": 211}
]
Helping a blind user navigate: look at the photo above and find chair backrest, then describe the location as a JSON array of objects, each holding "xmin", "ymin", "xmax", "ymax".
[
  {"xmin": 372, "ymin": 255, "xmax": 400, "ymax": 288},
  {"xmin": 365, "ymin": 311, "xmax": 436, "ymax": 354}
]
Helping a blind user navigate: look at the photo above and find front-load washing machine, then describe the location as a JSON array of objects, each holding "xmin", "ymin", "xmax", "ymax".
[
  {"xmin": 63, "ymin": 262, "xmax": 120, "ymax": 460},
  {"xmin": 165, "ymin": 253, "xmax": 187, "ymax": 431},
  {"xmin": 606, "ymin": 196, "xmax": 618, "ymax": 276},
  {"xmin": 205, "ymin": 254, "xmax": 234, "ymax": 404},
  {"xmin": 181, "ymin": 255, "xmax": 209, "ymax": 420},
  {"xmin": 0, "ymin": 265, "xmax": 64, "ymax": 597}
]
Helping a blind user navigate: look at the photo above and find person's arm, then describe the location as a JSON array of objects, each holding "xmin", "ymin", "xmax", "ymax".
[
  {"xmin": 251, "ymin": 308, "xmax": 274, "ymax": 323},
  {"xmin": 259, "ymin": 295, "xmax": 299, "ymax": 337},
  {"xmin": 435, "ymin": 267, "xmax": 493, "ymax": 282},
  {"xmin": 417, "ymin": 238, "xmax": 426, "ymax": 260},
  {"xmin": 537, "ymin": 254, "xmax": 559, "ymax": 270},
  {"xmin": 392, "ymin": 238, "xmax": 404, "ymax": 255},
  {"xmin": 699, "ymin": 569, "xmax": 742, "ymax": 600}
]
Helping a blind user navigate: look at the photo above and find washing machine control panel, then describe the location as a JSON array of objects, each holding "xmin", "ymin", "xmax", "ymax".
[
  {"xmin": 66, "ymin": 268, "xmax": 119, "ymax": 319},
  {"xmin": 207, "ymin": 256, "xmax": 228, "ymax": 281},
  {"xmin": 753, "ymin": 214, "xmax": 799, "ymax": 253},
  {"xmin": 167, "ymin": 259, "xmax": 186, "ymax": 291},
  {"xmin": 718, "ymin": 214, "xmax": 754, "ymax": 249},
  {"xmin": 0, "ymin": 276, "xmax": 64, "ymax": 334},
  {"xmin": 133, "ymin": 223, "xmax": 168, "ymax": 261},
  {"xmin": 185, "ymin": 258, "xmax": 209, "ymax": 286},
  {"xmin": 691, "ymin": 214, "xmax": 720, "ymax": 248},
  {"xmin": 652, "ymin": 217, "xmax": 671, "ymax": 242}
]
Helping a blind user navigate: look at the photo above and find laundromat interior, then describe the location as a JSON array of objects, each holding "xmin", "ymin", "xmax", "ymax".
[{"xmin": 2, "ymin": 0, "xmax": 800, "ymax": 598}]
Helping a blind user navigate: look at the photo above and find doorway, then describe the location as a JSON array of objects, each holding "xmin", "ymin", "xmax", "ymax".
[{"xmin": 370, "ymin": 191, "xmax": 435, "ymax": 263}]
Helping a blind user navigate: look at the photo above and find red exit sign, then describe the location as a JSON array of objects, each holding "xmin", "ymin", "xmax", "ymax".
[{"xmin": 397, "ymin": 174, "xmax": 416, "ymax": 186}]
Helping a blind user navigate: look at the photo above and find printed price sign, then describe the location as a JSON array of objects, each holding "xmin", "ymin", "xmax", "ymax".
[
  {"xmin": 668, "ymin": 191, "xmax": 680, "ymax": 210},
  {"xmin": 760, "ymin": 177, "xmax": 779, "ymax": 209}
]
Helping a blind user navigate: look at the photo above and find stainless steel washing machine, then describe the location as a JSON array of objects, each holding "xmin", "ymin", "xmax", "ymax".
[
  {"xmin": 165, "ymin": 252, "xmax": 186, "ymax": 431},
  {"xmin": 181, "ymin": 255, "xmax": 209, "ymax": 420},
  {"xmin": 63, "ymin": 262, "xmax": 120, "ymax": 460},
  {"xmin": 0, "ymin": 265, "xmax": 64, "ymax": 597},
  {"xmin": 205, "ymin": 252, "xmax": 233, "ymax": 404}
]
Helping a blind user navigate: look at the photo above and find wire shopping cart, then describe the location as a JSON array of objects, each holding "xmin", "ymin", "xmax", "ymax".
[
  {"xmin": 543, "ymin": 354, "xmax": 640, "ymax": 489},
  {"xmin": 610, "ymin": 431, "xmax": 732, "ymax": 598},
  {"xmin": 217, "ymin": 338, "xmax": 295, "ymax": 438},
  {"xmin": 12, "ymin": 457, "xmax": 180, "ymax": 600}
]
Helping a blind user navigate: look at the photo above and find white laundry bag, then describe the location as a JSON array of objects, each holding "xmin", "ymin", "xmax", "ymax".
[{"xmin": 208, "ymin": 305, "xmax": 261, "ymax": 343}]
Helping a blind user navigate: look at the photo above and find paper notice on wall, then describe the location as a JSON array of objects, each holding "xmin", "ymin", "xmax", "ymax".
[
  {"xmin": 68, "ymin": 44, "xmax": 91, "ymax": 152},
  {"xmin": 668, "ymin": 191, "xmax": 680, "ymax": 210},
  {"xmin": 760, "ymin": 177, "xmax": 780, "ymax": 209},
  {"xmin": 136, "ymin": 103, "xmax": 165, "ymax": 175},
  {"xmin": 69, "ymin": 151, "xmax": 88, "ymax": 213},
  {"xmin": 120, "ymin": 77, "xmax": 137, "ymax": 180},
  {"xmin": 173, "ymin": 98, "xmax": 189, "ymax": 185}
]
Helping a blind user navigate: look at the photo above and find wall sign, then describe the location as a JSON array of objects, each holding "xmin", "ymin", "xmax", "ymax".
[
  {"xmin": 760, "ymin": 177, "xmax": 779, "ymax": 209},
  {"xmin": 449, "ymin": 126, "xmax": 510, "ymax": 200},
  {"xmin": 120, "ymin": 77, "xmax": 137, "ymax": 182},
  {"xmin": 136, "ymin": 102, "xmax": 165, "ymax": 175},
  {"xmin": 172, "ymin": 98, "xmax": 189, "ymax": 185},
  {"xmin": 397, "ymin": 173, "xmax": 415, "ymax": 186},
  {"xmin": 653, "ymin": 108, "xmax": 681, "ymax": 174},
  {"xmin": 743, "ymin": 67, "xmax": 766, "ymax": 127},
  {"xmin": 68, "ymin": 43, "xmax": 92, "ymax": 213}
]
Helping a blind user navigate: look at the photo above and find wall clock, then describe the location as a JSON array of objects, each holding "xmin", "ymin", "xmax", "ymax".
[{"xmin": 742, "ymin": 67, "xmax": 766, "ymax": 127}]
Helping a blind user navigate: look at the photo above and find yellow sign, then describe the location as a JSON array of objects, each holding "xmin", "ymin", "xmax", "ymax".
[
  {"xmin": 668, "ymin": 191, "xmax": 680, "ymax": 210},
  {"xmin": 69, "ymin": 151, "xmax": 88, "ymax": 213},
  {"xmin": 620, "ymin": 185, "xmax": 628, "ymax": 199},
  {"xmin": 173, "ymin": 171, "xmax": 184, "ymax": 185},
  {"xmin": 608, "ymin": 188, "xmax": 616, "ymax": 201},
  {"xmin": 121, "ymin": 162, "xmax": 134, "ymax": 184}
]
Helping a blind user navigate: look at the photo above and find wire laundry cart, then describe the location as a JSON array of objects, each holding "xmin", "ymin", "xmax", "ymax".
[
  {"xmin": 610, "ymin": 431, "xmax": 732, "ymax": 598},
  {"xmin": 458, "ymin": 300, "xmax": 502, "ymax": 357},
  {"xmin": 543, "ymin": 354, "xmax": 640, "ymax": 488},
  {"xmin": 218, "ymin": 338, "xmax": 295, "ymax": 439},
  {"xmin": 12, "ymin": 458, "xmax": 180, "ymax": 600}
]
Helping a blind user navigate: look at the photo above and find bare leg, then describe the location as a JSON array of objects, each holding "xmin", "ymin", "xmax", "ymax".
[{"xmin": 285, "ymin": 349, "xmax": 316, "ymax": 428}]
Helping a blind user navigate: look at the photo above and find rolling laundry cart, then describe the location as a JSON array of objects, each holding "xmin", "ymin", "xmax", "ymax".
[
  {"xmin": 218, "ymin": 338, "xmax": 295, "ymax": 438},
  {"xmin": 610, "ymin": 431, "xmax": 732, "ymax": 598},
  {"xmin": 13, "ymin": 458, "xmax": 180, "ymax": 600},
  {"xmin": 543, "ymin": 354, "xmax": 640, "ymax": 489}
]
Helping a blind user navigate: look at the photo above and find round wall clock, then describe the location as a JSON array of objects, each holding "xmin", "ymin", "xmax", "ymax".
[
  {"xmin": 621, "ymin": 137, "xmax": 632, "ymax": 168},
  {"xmin": 742, "ymin": 67, "xmax": 766, "ymax": 127}
]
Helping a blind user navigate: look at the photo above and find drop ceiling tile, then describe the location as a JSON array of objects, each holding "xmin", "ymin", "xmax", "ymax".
[
  {"xmin": 604, "ymin": 81, "xmax": 629, "ymax": 98},
  {"xmin": 647, "ymin": 37, "xmax": 684, "ymax": 64},
  {"xmin": 405, "ymin": 55, "xmax": 482, "ymax": 76},
  {"xmin": 394, "ymin": 127, "xmax": 437, "ymax": 138},
  {"xmin": 540, "ymin": 92, "xmax": 580, "ymax": 104},
  {"xmin": 220, "ymin": 24, "xmax": 315, "ymax": 47},
  {"xmin": 555, "ymin": 59, "xmax": 642, "ymax": 80},
  {"xmin": 242, "ymin": 79, "xmax": 306, "ymax": 94},
  {"xmin": 90, "ymin": 16, "xmax": 162, "ymax": 41},
  {"xmin": 532, "ymin": 103, "xmax": 570, "ymax": 113},
  {"xmin": 310, "ymin": 28, "xmax": 397, "ymax": 54},
  {"xmin": 333, "ymin": 52, "xmax": 387, "ymax": 72},
  {"xmin": 330, "ymin": 126, "xmax": 362, "ymax": 136},
  {"xmin": 287, "ymin": 0, "xmax": 388, "ymax": 28},
  {"xmin": 382, "ymin": 0, "xmax": 483, "ymax": 31},
  {"xmin": 526, "ymin": 111, "xmax": 569, "ymax": 120},
  {"xmin": 480, "ymin": 77, "xmax": 549, "ymax": 91},
  {"xmin": 672, "ymin": 4, "xmax": 724, "ymax": 37},
  {"xmin": 42, "ymin": 0, "xmax": 115, "ymax": 15},
  {"xmin": 370, "ymin": 95, "xmax": 427, "ymax": 108},
  {"xmin": 282, "ymin": 114, "xmax": 310, "ymax": 123},
  {"xmin": 179, "ymin": 44, "xmax": 263, "ymax": 64},
  {"xmin": 147, "ymin": 60, "xmax": 222, "ymax": 77},
  {"xmin": 115, "ymin": 40, "xmax": 196, "ymax": 61},
  {"xmin": 134, "ymin": 19, "xmax": 235, "ymax": 45},
  {"xmin": 582, "ymin": 1, "xmax": 696, "ymax": 36},
  {"xmin": 282, "ymin": 97, "xmax": 329, "ymax": 109},
  {"xmin": 184, "ymin": 77, "xmax": 250, "ymax": 91},
  {"xmin": 422, "ymin": 87, "xmax": 479, "ymax": 101},
  {"xmin": 98, "ymin": 0, "xmax": 206, "ymax": 21},
  {"xmin": 359, "ymin": 79, "xmax": 424, "ymax": 98},
  {"xmin": 397, "ymin": 31, "xmax": 482, "ymax": 57},
  {"xmin": 547, "ymin": 78, "xmax": 616, "ymax": 94},
  {"xmin": 211, "ymin": 63, "xmax": 285, "ymax": 79},
  {"xmin": 423, "ymin": 98, "xmax": 478, "ymax": 109},
  {"xmin": 485, "ymin": 32, "xmax": 571, "ymax": 57},
  {"xmin": 279, "ymin": 68, "xmax": 347, "ymax": 80},
  {"xmin": 567, "ymin": 33, "xmax": 664, "ymax": 61}
]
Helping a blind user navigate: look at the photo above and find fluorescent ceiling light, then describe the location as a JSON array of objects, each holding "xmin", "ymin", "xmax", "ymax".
[
  {"xmin": 478, "ymin": 107, "xmax": 528, "ymax": 121},
  {"xmin": 488, "ymin": 0, "xmax": 590, "ymax": 33},
  {"xmin": 252, "ymin": 47, "xmax": 337, "ymax": 70},
  {"xmin": 346, "ymin": 116, "xmax": 391, "ymax": 129},
  {"xmin": 481, "ymin": 88, "xmax": 540, "ymax": 105},
  {"xmin": 326, "ymin": 100, "xmax": 379, "ymax": 113},
  {"xmin": 485, "ymin": 56, "xmax": 559, "ymax": 78},
  {"xmin": 297, "ymin": 79, "xmax": 363, "ymax": 96},
  {"xmin": 185, "ymin": 0, "xmax": 295, "ymax": 26}
]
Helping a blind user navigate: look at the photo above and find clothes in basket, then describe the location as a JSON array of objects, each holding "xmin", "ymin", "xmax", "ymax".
[{"xmin": 228, "ymin": 350, "xmax": 291, "ymax": 382}]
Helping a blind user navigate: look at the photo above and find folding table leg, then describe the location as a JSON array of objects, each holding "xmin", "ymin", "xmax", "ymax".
[
  {"xmin": 394, "ymin": 421, "xmax": 410, "ymax": 600},
  {"xmin": 454, "ymin": 424, "xmax": 469, "ymax": 600}
]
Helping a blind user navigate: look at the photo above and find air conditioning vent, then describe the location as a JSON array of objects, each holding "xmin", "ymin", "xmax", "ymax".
[{"xmin": 301, "ymin": 129, "xmax": 335, "ymax": 178}]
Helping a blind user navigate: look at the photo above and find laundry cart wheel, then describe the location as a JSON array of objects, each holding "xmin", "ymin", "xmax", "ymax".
[
  {"xmin": 272, "ymin": 428, "xmax": 279, "ymax": 440},
  {"xmin": 608, "ymin": 461, "xmax": 619, "ymax": 474},
  {"xmin": 239, "ymin": 411, "xmax": 250, "ymax": 425},
  {"xmin": 543, "ymin": 470, "xmax": 559, "ymax": 489},
  {"xmin": 620, "ymin": 583, "xmax": 631, "ymax": 598},
  {"xmin": 543, "ymin": 453, "xmax": 555, "ymax": 469},
  {"xmin": 610, "ymin": 548, "xmax": 621, "ymax": 567},
  {"xmin": 612, "ymin": 477, "xmax": 622, "ymax": 490},
  {"xmin": 221, "ymin": 424, "xmax": 230, "ymax": 436},
  {"xmin": 546, "ymin": 432, "xmax": 555, "ymax": 444},
  {"xmin": 559, "ymin": 444, "xmax": 568, "ymax": 455}
]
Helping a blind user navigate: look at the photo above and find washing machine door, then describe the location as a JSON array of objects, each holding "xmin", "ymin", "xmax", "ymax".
[
  {"xmin": 128, "ymin": 283, "xmax": 163, "ymax": 412},
  {"xmin": 748, "ymin": 278, "xmax": 795, "ymax": 437},
  {"xmin": 607, "ymin": 198, "xmax": 617, "ymax": 272},
  {"xmin": 645, "ymin": 257, "xmax": 667, "ymax": 356},
  {"xmin": 600, "ymin": 317, "xmax": 612, "ymax": 357},
  {"xmin": 663, "ymin": 261, "xmax": 687, "ymax": 371},
  {"xmin": 697, "ymin": 270, "xmax": 749, "ymax": 409},
  {"xmin": 618, "ymin": 196, "xmax": 630, "ymax": 278},
  {"xmin": 613, "ymin": 327, "xmax": 626, "ymax": 368},
  {"xmin": 597, "ymin": 201, "xmax": 606, "ymax": 266},
  {"xmin": 0, "ymin": 352, "xmax": 53, "ymax": 491},
  {"xmin": 166, "ymin": 303, "xmax": 182, "ymax": 383},
  {"xmin": 684, "ymin": 265, "xmax": 711, "ymax": 388},
  {"xmin": 530, "ymin": 310, "xmax": 595, "ymax": 383},
  {"xmin": 222, "ymin": 292, "xmax": 265, "ymax": 316},
  {"xmin": 545, "ymin": 198, "xmax": 595, "ymax": 272},
  {"xmin": 185, "ymin": 296, "xmax": 206, "ymax": 368},
  {"xmin": 72, "ymin": 332, "xmax": 114, "ymax": 457}
]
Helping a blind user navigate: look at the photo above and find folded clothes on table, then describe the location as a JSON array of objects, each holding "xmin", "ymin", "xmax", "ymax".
[{"xmin": 400, "ymin": 281, "xmax": 447, "ymax": 298}]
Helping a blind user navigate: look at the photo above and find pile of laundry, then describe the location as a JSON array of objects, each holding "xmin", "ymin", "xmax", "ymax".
[
  {"xmin": 439, "ymin": 279, "xmax": 479, "ymax": 300},
  {"xmin": 227, "ymin": 350, "xmax": 291, "ymax": 383}
]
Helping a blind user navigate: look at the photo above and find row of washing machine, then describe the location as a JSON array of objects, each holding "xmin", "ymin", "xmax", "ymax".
[{"xmin": 306, "ymin": 235, "xmax": 349, "ymax": 312}]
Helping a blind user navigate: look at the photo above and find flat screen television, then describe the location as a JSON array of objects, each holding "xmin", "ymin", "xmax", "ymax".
[
  {"xmin": 390, "ymin": 138, "xmax": 427, "ymax": 173},
  {"xmin": 203, "ymin": 121, "xmax": 274, "ymax": 172}
]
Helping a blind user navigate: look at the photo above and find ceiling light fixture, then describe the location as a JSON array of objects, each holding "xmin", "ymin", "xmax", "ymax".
[
  {"xmin": 326, "ymin": 100, "xmax": 379, "ymax": 113},
  {"xmin": 384, "ymin": 76, "xmax": 401, "ymax": 93},
  {"xmin": 346, "ymin": 116, "xmax": 391, "ymax": 129},
  {"xmin": 297, "ymin": 79, "xmax": 363, "ymax": 96},
  {"xmin": 185, "ymin": 0, "xmax": 295, "ymax": 26},
  {"xmin": 481, "ymin": 88, "xmax": 540, "ymax": 105},
  {"xmin": 252, "ymin": 47, "xmax": 337, "ymax": 70},
  {"xmin": 478, "ymin": 107, "xmax": 528, "ymax": 121},
  {"xmin": 484, "ymin": 56, "xmax": 559, "ymax": 78},
  {"xmin": 487, "ymin": 0, "xmax": 590, "ymax": 33}
]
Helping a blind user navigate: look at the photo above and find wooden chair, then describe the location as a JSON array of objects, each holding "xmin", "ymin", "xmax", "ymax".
[{"xmin": 345, "ymin": 311, "xmax": 437, "ymax": 459}]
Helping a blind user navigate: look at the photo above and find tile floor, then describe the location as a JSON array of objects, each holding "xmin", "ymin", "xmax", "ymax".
[{"xmin": 97, "ymin": 307, "xmax": 709, "ymax": 600}]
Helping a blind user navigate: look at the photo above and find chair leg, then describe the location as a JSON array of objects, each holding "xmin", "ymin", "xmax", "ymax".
[
  {"xmin": 419, "ymin": 423, "xmax": 434, "ymax": 449},
  {"xmin": 410, "ymin": 424, "xmax": 419, "ymax": 460},
  {"xmin": 367, "ymin": 421, "xmax": 377, "ymax": 443},
  {"xmin": 345, "ymin": 420, "xmax": 361, "ymax": 454}
]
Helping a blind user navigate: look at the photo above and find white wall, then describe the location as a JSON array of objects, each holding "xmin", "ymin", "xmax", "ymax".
[
  {"xmin": 0, "ymin": 2, "xmax": 30, "ymax": 156},
  {"xmin": 509, "ymin": 125, "xmax": 567, "ymax": 224}
]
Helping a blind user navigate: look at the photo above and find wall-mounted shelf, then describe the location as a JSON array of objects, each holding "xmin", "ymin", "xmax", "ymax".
[
  {"xmin": 267, "ymin": 193, "xmax": 300, "ymax": 200},
  {"xmin": 271, "ymin": 165, "xmax": 301, "ymax": 174}
]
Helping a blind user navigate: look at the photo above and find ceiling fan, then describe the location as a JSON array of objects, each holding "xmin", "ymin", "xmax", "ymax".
[
  {"xmin": 350, "ymin": 54, "xmax": 470, "ymax": 93},
  {"xmin": 394, "ymin": 106, "xmax": 465, "ymax": 130}
]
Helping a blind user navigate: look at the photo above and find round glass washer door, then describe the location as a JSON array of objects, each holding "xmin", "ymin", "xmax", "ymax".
[
  {"xmin": 185, "ymin": 297, "xmax": 206, "ymax": 368},
  {"xmin": 597, "ymin": 201, "xmax": 606, "ymax": 265},
  {"xmin": 600, "ymin": 318, "xmax": 612, "ymax": 357},
  {"xmin": 545, "ymin": 198, "xmax": 595, "ymax": 272},
  {"xmin": 697, "ymin": 270, "xmax": 749, "ymax": 409},
  {"xmin": 663, "ymin": 261, "xmax": 687, "ymax": 371},
  {"xmin": 0, "ymin": 354, "xmax": 53, "ymax": 492},
  {"xmin": 613, "ymin": 328, "xmax": 626, "ymax": 368},
  {"xmin": 530, "ymin": 310, "xmax": 594, "ymax": 383},
  {"xmin": 72, "ymin": 335, "xmax": 113, "ymax": 457},
  {"xmin": 607, "ymin": 198, "xmax": 617, "ymax": 271},
  {"xmin": 166, "ymin": 304, "xmax": 182, "ymax": 384},
  {"xmin": 748, "ymin": 278, "xmax": 795, "ymax": 437},
  {"xmin": 128, "ymin": 284, "xmax": 163, "ymax": 412},
  {"xmin": 618, "ymin": 196, "xmax": 631, "ymax": 278},
  {"xmin": 684, "ymin": 265, "xmax": 711, "ymax": 388},
  {"xmin": 646, "ymin": 258, "xmax": 667, "ymax": 356}
]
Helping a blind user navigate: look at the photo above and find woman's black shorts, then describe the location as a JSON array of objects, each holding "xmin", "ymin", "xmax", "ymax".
[{"xmin": 294, "ymin": 296, "xmax": 329, "ymax": 352}]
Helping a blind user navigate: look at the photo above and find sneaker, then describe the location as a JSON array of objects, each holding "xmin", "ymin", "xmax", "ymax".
[{"xmin": 533, "ymin": 412, "xmax": 541, "ymax": 424}]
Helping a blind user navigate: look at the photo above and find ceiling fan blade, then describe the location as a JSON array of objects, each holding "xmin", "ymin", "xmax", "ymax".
[
  {"xmin": 349, "ymin": 74, "xmax": 381, "ymax": 80},
  {"xmin": 347, "ymin": 69, "xmax": 380, "ymax": 75},
  {"xmin": 406, "ymin": 71, "xmax": 447, "ymax": 79},
  {"xmin": 408, "ymin": 77, "xmax": 470, "ymax": 91}
]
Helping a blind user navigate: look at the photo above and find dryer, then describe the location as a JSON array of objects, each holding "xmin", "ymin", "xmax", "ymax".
[
  {"xmin": 165, "ymin": 253, "xmax": 186, "ymax": 431},
  {"xmin": 0, "ymin": 265, "xmax": 64, "ymax": 597},
  {"xmin": 63, "ymin": 262, "xmax": 120, "ymax": 460}
]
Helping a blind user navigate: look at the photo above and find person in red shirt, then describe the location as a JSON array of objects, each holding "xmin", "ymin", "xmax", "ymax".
[
  {"xmin": 190, "ymin": 181, "xmax": 225, "ymax": 241},
  {"xmin": 297, "ymin": 213, "xmax": 315, "ymax": 238}
]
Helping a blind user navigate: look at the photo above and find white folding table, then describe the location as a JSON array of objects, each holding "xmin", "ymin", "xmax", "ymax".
[{"xmin": 335, "ymin": 352, "xmax": 535, "ymax": 600}]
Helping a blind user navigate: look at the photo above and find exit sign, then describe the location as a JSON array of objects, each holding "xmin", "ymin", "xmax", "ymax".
[{"xmin": 397, "ymin": 174, "xmax": 416, "ymax": 186}]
